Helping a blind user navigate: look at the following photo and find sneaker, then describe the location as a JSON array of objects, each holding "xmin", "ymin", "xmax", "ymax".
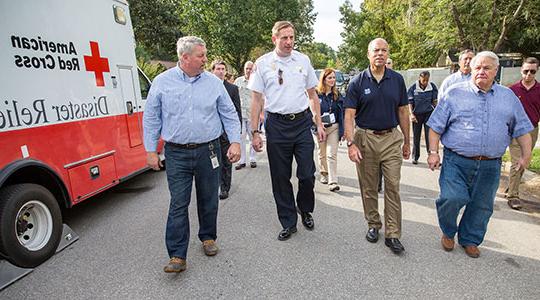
[
  {"xmin": 163, "ymin": 257, "xmax": 186, "ymax": 273},
  {"xmin": 202, "ymin": 240, "xmax": 219, "ymax": 256},
  {"xmin": 329, "ymin": 183, "xmax": 340, "ymax": 192},
  {"xmin": 412, "ymin": 159, "xmax": 418, "ymax": 165},
  {"xmin": 320, "ymin": 175, "xmax": 328, "ymax": 184},
  {"xmin": 250, "ymin": 162, "xmax": 257, "ymax": 168},
  {"xmin": 235, "ymin": 163, "xmax": 246, "ymax": 170}
]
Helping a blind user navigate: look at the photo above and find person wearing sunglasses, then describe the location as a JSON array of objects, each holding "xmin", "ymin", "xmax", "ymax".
[
  {"xmin": 248, "ymin": 21, "xmax": 326, "ymax": 241},
  {"xmin": 506, "ymin": 57, "xmax": 540, "ymax": 210}
]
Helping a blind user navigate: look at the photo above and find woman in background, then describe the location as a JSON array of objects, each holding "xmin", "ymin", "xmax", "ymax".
[{"xmin": 315, "ymin": 68, "xmax": 345, "ymax": 192}]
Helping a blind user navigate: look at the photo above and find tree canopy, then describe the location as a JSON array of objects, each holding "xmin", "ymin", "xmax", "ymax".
[{"xmin": 338, "ymin": 0, "xmax": 540, "ymax": 71}]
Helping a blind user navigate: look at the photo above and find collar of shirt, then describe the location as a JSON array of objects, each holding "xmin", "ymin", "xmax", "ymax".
[
  {"xmin": 415, "ymin": 81, "xmax": 434, "ymax": 93},
  {"xmin": 271, "ymin": 50, "xmax": 299, "ymax": 64},
  {"xmin": 365, "ymin": 67, "xmax": 390, "ymax": 82},
  {"xmin": 468, "ymin": 80, "xmax": 495, "ymax": 96},
  {"xmin": 519, "ymin": 80, "xmax": 539, "ymax": 91},
  {"xmin": 175, "ymin": 65, "xmax": 203, "ymax": 83}
]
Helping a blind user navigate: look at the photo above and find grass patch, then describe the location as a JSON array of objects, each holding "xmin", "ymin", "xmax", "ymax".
[{"xmin": 502, "ymin": 148, "xmax": 540, "ymax": 174}]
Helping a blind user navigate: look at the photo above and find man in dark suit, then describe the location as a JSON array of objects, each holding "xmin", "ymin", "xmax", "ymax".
[{"xmin": 211, "ymin": 60, "xmax": 242, "ymax": 199}]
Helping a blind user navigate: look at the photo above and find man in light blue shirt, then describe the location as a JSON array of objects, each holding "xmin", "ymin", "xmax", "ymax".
[
  {"xmin": 427, "ymin": 51, "xmax": 532, "ymax": 258},
  {"xmin": 438, "ymin": 49, "xmax": 474, "ymax": 99},
  {"xmin": 143, "ymin": 36, "xmax": 241, "ymax": 273}
]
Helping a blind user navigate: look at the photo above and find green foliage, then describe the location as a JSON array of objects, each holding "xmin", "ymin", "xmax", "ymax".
[
  {"xmin": 137, "ymin": 58, "xmax": 167, "ymax": 81},
  {"xmin": 338, "ymin": 0, "xmax": 540, "ymax": 71},
  {"xmin": 300, "ymin": 42, "xmax": 336, "ymax": 69},
  {"xmin": 129, "ymin": 0, "xmax": 184, "ymax": 61}
]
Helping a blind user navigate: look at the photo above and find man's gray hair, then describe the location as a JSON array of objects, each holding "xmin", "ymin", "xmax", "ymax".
[
  {"xmin": 470, "ymin": 51, "xmax": 499, "ymax": 68},
  {"xmin": 176, "ymin": 36, "xmax": 206, "ymax": 60},
  {"xmin": 458, "ymin": 49, "xmax": 475, "ymax": 61},
  {"xmin": 244, "ymin": 61, "xmax": 254, "ymax": 68}
]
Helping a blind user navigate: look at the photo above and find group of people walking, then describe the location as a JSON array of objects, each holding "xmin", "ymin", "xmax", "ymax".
[{"xmin": 142, "ymin": 20, "xmax": 539, "ymax": 273}]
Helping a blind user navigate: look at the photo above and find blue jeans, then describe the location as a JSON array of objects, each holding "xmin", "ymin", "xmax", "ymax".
[
  {"xmin": 164, "ymin": 140, "xmax": 221, "ymax": 259},
  {"xmin": 436, "ymin": 149, "xmax": 501, "ymax": 246}
]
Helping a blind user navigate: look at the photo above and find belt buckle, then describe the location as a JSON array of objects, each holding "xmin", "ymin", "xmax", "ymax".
[{"xmin": 288, "ymin": 113, "xmax": 296, "ymax": 120}]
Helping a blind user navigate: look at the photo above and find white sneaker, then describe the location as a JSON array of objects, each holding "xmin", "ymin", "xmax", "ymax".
[
  {"xmin": 329, "ymin": 183, "xmax": 340, "ymax": 191},
  {"xmin": 320, "ymin": 175, "xmax": 328, "ymax": 184}
]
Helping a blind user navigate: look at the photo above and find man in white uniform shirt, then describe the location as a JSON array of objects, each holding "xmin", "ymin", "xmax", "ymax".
[
  {"xmin": 248, "ymin": 21, "xmax": 326, "ymax": 241},
  {"xmin": 234, "ymin": 61, "xmax": 259, "ymax": 169}
]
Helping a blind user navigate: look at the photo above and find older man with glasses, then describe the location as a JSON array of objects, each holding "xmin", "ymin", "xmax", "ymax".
[{"xmin": 506, "ymin": 57, "xmax": 540, "ymax": 209}]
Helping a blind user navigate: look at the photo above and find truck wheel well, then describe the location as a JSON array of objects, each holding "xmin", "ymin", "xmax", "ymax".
[{"xmin": 2, "ymin": 165, "xmax": 71, "ymax": 210}]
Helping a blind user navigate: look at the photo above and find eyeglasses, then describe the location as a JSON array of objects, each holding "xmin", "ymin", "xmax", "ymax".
[
  {"xmin": 523, "ymin": 69, "xmax": 537, "ymax": 75},
  {"xmin": 278, "ymin": 69, "xmax": 283, "ymax": 85}
]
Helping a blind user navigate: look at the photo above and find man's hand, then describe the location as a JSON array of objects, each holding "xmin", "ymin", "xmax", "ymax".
[
  {"xmin": 411, "ymin": 114, "xmax": 417, "ymax": 123},
  {"xmin": 227, "ymin": 143, "xmax": 241, "ymax": 163},
  {"xmin": 252, "ymin": 133, "xmax": 264, "ymax": 152},
  {"xmin": 427, "ymin": 153, "xmax": 440, "ymax": 171},
  {"xmin": 402, "ymin": 143, "xmax": 411, "ymax": 159},
  {"xmin": 147, "ymin": 152, "xmax": 163, "ymax": 171},
  {"xmin": 317, "ymin": 124, "xmax": 326, "ymax": 142},
  {"xmin": 516, "ymin": 156, "xmax": 531, "ymax": 172},
  {"xmin": 348, "ymin": 144, "xmax": 363, "ymax": 163}
]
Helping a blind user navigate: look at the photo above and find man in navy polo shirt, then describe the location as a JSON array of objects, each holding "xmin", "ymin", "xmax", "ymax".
[{"xmin": 344, "ymin": 38, "xmax": 410, "ymax": 254}]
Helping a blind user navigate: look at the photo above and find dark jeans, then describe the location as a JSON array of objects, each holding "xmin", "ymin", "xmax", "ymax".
[
  {"xmin": 412, "ymin": 111, "xmax": 432, "ymax": 161},
  {"xmin": 219, "ymin": 134, "xmax": 232, "ymax": 192},
  {"xmin": 266, "ymin": 111, "xmax": 316, "ymax": 229},
  {"xmin": 436, "ymin": 148, "xmax": 501, "ymax": 246},
  {"xmin": 164, "ymin": 140, "xmax": 221, "ymax": 259}
]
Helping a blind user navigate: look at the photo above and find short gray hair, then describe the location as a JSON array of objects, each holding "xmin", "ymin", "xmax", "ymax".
[
  {"xmin": 176, "ymin": 36, "xmax": 206, "ymax": 60},
  {"xmin": 244, "ymin": 61, "xmax": 254, "ymax": 68},
  {"xmin": 458, "ymin": 49, "xmax": 475, "ymax": 61},
  {"xmin": 470, "ymin": 51, "xmax": 499, "ymax": 68}
]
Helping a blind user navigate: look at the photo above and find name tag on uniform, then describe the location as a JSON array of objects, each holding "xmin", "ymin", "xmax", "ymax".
[{"xmin": 364, "ymin": 88, "xmax": 371, "ymax": 95}]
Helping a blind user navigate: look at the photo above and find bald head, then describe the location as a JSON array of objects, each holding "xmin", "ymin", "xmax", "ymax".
[{"xmin": 367, "ymin": 38, "xmax": 389, "ymax": 69}]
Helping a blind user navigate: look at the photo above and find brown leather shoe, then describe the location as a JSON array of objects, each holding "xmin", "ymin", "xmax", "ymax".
[
  {"xmin": 441, "ymin": 235, "xmax": 455, "ymax": 251},
  {"xmin": 463, "ymin": 245, "xmax": 480, "ymax": 258},
  {"xmin": 202, "ymin": 240, "xmax": 219, "ymax": 256},
  {"xmin": 507, "ymin": 198, "xmax": 522, "ymax": 210},
  {"xmin": 163, "ymin": 257, "xmax": 186, "ymax": 273}
]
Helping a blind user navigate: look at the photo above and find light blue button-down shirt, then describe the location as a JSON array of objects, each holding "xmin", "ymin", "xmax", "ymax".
[
  {"xmin": 248, "ymin": 50, "xmax": 318, "ymax": 114},
  {"xmin": 143, "ymin": 66, "xmax": 241, "ymax": 151},
  {"xmin": 438, "ymin": 71, "xmax": 471, "ymax": 100},
  {"xmin": 427, "ymin": 81, "xmax": 533, "ymax": 158}
]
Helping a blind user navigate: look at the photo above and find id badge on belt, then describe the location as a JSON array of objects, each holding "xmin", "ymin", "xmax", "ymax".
[
  {"xmin": 209, "ymin": 142, "xmax": 220, "ymax": 169},
  {"xmin": 321, "ymin": 112, "xmax": 336, "ymax": 124}
]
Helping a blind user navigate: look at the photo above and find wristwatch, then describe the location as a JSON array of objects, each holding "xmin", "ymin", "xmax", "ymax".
[
  {"xmin": 347, "ymin": 140, "xmax": 354, "ymax": 147},
  {"xmin": 251, "ymin": 129, "xmax": 262, "ymax": 135},
  {"xmin": 428, "ymin": 150, "xmax": 439, "ymax": 155}
]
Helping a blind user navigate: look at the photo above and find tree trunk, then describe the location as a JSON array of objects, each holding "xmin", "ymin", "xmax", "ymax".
[
  {"xmin": 493, "ymin": 0, "xmax": 525, "ymax": 52},
  {"xmin": 451, "ymin": 4, "xmax": 470, "ymax": 49}
]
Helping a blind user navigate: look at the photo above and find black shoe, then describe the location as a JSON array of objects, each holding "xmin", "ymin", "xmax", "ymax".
[
  {"xmin": 412, "ymin": 159, "xmax": 418, "ymax": 165},
  {"xmin": 277, "ymin": 227, "xmax": 297, "ymax": 241},
  {"xmin": 297, "ymin": 210, "xmax": 314, "ymax": 230},
  {"xmin": 250, "ymin": 162, "xmax": 257, "ymax": 168},
  {"xmin": 219, "ymin": 190, "xmax": 229, "ymax": 200},
  {"xmin": 365, "ymin": 228, "xmax": 379, "ymax": 243},
  {"xmin": 385, "ymin": 238, "xmax": 405, "ymax": 254},
  {"xmin": 235, "ymin": 163, "xmax": 246, "ymax": 170}
]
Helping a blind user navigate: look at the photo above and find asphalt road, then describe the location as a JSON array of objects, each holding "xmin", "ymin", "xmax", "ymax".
[{"xmin": 2, "ymin": 144, "xmax": 540, "ymax": 299}]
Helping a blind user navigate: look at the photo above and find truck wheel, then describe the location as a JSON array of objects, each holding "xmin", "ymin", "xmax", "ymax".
[{"xmin": 0, "ymin": 184, "xmax": 62, "ymax": 268}]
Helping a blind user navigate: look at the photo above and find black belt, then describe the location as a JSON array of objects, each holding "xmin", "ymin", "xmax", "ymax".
[
  {"xmin": 166, "ymin": 139, "xmax": 217, "ymax": 149},
  {"xmin": 268, "ymin": 108, "xmax": 309, "ymax": 121},
  {"xmin": 361, "ymin": 128, "xmax": 394, "ymax": 135}
]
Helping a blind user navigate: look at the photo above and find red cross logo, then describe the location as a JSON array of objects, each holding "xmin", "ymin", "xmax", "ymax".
[{"xmin": 84, "ymin": 41, "xmax": 110, "ymax": 87}]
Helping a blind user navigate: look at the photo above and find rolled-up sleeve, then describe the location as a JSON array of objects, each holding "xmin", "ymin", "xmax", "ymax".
[
  {"xmin": 426, "ymin": 95, "xmax": 450, "ymax": 135},
  {"xmin": 511, "ymin": 94, "xmax": 534, "ymax": 138},
  {"xmin": 143, "ymin": 84, "xmax": 162, "ymax": 152}
]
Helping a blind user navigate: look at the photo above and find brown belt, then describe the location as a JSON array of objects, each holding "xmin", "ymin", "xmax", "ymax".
[
  {"xmin": 362, "ymin": 128, "xmax": 394, "ymax": 135},
  {"xmin": 465, "ymin": 155, "xmax": 498, "ymax": 161}
]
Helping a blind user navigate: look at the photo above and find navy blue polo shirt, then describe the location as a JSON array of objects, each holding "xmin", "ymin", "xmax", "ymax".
[{"xmin": 344, "ymin": 68, "xmax": 408, "ymax": 130}]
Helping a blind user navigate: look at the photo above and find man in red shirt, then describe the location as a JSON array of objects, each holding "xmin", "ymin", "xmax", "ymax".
[{"xmin": 507, "ymin": 57, "xmax": 540, "ymax": 209}]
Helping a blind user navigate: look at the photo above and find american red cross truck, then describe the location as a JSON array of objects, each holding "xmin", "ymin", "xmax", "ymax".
[{"xmin": 0, "ymin": 0, "xmax": 158, "ymax": 268}]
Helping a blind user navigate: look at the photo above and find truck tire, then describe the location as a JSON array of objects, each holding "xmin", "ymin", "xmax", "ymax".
[{"xmin": 0, "ymin": 183, "xmax": 62, "ymax": 268}]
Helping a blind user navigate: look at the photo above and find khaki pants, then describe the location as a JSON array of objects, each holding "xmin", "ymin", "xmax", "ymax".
[
  {"xmin": 354, "ymin": 127, "xmax": 403, "ymax": 238},
  {"xmin": 317, "ymin": 123, "xmax": 340, "ymax": 184},
  {"xmin": 507, "ymin": 127, "xmax": 538, "ymax": 199}
]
